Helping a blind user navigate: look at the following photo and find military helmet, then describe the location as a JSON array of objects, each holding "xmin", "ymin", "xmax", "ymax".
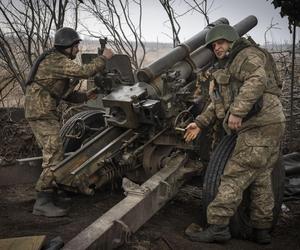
[
  {"xmin": 54, "ymin": 27, "xmax": 82, "ymax": 47},
  {"xmin": 205, "ymin": 24, "xmax": 239, "ymax": 47}
]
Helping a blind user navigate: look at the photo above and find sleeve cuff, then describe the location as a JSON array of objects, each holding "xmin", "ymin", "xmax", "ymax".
[
  {"xmin": 194, "ymin": 116, "xmax": 207, "ymax": 129},
  {"xmin": 229, "ymin": 106, "xmax": 247, "ymax": 118},
  {"xmin": 99, "ymin": 55, "xmax": 107, "ymax": 64}
]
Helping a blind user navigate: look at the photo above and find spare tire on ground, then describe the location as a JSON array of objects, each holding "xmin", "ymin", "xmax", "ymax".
[{"xmin": 201, "ymin": 134, "xmax": 285, "ymax": 239}]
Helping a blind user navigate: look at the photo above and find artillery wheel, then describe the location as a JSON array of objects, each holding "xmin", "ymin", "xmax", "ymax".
[
  {"xmin": 201, "ymin": 134, "xmax": 285, "ymax": 239},
  {"xmin": 125, "ymin": 144, "xmax": 174, "ymax": 183},
  {"xmin": 143, "ymin": 144, "xmax": 174, "ymax": 177},
  {"xmin": 60, "ymin": 110, "xmax": 106, "ymax": 152}
]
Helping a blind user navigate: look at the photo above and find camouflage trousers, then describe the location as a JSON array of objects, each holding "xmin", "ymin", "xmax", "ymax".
[
  {"xmin": 28, "ymin": 119, "xmax": 64, "ymax": 192},
  {"xmin": 207, "ymin": 123, "xmax": 285, "ymax": 229}
]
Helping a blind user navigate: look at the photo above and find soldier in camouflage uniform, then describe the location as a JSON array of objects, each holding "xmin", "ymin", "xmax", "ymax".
[
  {"xmin": 25, "ymin": 27, "xmax": 113, "ymax": 217},
  {"xmin": 184, "ymin": 24, "xmax": 285, "ymax": 244}
]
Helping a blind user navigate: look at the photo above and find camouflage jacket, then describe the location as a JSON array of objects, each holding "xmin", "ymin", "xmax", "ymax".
[
  {"xmin": 25, "ymin": 49, "xmax": 106, "ymax": 120},
  {"xmin": 195, "ymin": 38, "xmax": 286, "ymax": 132}
]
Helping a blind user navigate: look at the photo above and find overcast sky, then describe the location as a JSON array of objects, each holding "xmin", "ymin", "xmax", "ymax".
[
  {"xmin": 79, "ymin": 0, "xmax": 299, "ymax": 46},
  {"xmin": 140, "ymin": 0, "xmax": 298, "ymax": 45}
]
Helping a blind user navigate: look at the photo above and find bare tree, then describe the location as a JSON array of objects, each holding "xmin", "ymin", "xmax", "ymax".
[
  {"xmin": 0, "ymin": 0, "xmax": 79, "ymax": 103},
  {"xmin": 159, "ymin": 0, "xmax": 214, "ymax": 47},
  {"xmin": 159, "ymin": 0, "xmax": 181, "ymax": 47},
  {"xmin": 81, "ymin": 0, "xmax": 145, "ymax": 70},
  {"xmin": 72, "ymin": 0, "xmax": 83, "ymax": 31},
  {"xmin": 183, "ymin": 0, "xmax": 214, "ymax": 25},
  {"xmin": 264, "ymin": 18, "xmax": 281, "ymax": 48}
]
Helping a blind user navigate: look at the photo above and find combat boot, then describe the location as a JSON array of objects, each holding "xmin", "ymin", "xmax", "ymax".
[
  {"xmin": 253, "ymin": 228, "xmax": 271, "ymax": 244},
  {"xmin": 54, "ymin": 189, "xmax": 72, "ymax": 203},
  {"xmin": 186, "ymin": 224, "xmax": 231, "ymax": 243},
  {"xmin": 33, "ymin": 191, "xmax": 68, "ymax": 217}
]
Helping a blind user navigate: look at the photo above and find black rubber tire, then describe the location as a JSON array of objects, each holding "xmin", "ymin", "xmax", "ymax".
[
  {"xmin": 201, "ymin": 134, "xmax": 237, "ymax": 226},
  {"xmin": 201, "ymin": 134, "xmax": 285, "ymax": 239}
]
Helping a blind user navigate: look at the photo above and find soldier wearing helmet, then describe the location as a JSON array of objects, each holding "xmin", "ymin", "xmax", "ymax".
[
  {"xmin": 24, "ymin": 27, "xmax": 113, "ymax": 217},
  {"xmin": 54, "ymin": 27, "xmax": 83, "ymax": 59},
  {"xmin": 184, "ymin": 24, "xmax": 285, "ymax": 244}
]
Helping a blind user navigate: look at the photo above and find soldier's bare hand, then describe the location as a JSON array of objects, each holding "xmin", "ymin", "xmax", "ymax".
[
  {"xmin": 102, "ymin": 48, "xmax": 113, "ymax": 60},
  {"xmin": 86, "ymin": 87, "xmax": 98, "ymax": 100},
  {"xmin": 228, "ymin": 114, "xmax": 242, "ymax": 130},
  {"xmin": 184, "ymin": 122, "xmax": 201, "ymax": 142}
]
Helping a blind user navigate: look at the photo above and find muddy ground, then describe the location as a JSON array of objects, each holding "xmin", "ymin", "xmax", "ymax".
[{"xmin": 1, "ymin": 177, "xmax": 300, "ymax": 250}]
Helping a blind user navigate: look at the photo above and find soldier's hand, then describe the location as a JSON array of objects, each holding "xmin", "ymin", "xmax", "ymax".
[
  {"xmin": 184, "ymin": 122, "xmax": 201, "ymax": 142},
  {"xmin": 86, "ymin": 87, "xmax": 98, "ymax": 100},
  {"xmin": 102, "ymin": 48, "xmax": 113, "ymax": 60},
  {"xmin": 228, "ymin": 113, "xmax": 242, "ymax": 130}
]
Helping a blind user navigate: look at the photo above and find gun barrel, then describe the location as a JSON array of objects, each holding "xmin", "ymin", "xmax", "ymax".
[
  {"xmin": 171, "ymin": 15, "xmax": 258, "ymax": 80},
  {"xmin": 136, "ymin": 17, "xmax": 229, "ymax": 83}
]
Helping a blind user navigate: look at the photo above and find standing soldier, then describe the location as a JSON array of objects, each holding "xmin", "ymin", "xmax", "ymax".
[
  {"xmin": 25, "ymin": 27, "xmax": 113, "ymax": 217},
  {"xmin": 184, "ymin": 24, "xmax": 285, "ymax": 244}
]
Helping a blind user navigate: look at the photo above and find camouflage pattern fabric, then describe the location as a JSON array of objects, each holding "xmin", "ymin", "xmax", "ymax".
[
  {"xmin": 194, "ymin": 38, "xmax": 286, "ymax": 228},
  {"xmin": 207, "ymin": 123, "xmax": 285, "ymax": 229},
  {"xmin": 25, "ymin": 49, "xmax": 106, "ymax": 191},
  {"xmin": 195, "ymin": 38, "xmax": 285, "ymax": 130},
  {"xmin": 28, "ymin": 119, "xmax": 63, "ymax": 192},
  {"xmin": 25, "ymin": 49, "xmax": 106, "ymax": 121}
]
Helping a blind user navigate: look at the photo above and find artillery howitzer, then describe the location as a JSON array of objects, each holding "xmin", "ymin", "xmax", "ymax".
[{"xmin": 51, "ymin": 16, "xmax": 284, "ymax": 249}]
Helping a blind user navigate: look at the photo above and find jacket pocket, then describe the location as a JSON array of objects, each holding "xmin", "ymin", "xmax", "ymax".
[
  {"xmin": 212, "ymin": 69, "xmax": 232, "ymax": 111},
  {"xmin": 212, "ymin": 69, "xmax": 231, "ymax": 85},
  {"xmin": 243, "ymin": 130, "xmax": 276, "ymax": 147},
  {"xmin": 231, "ymin": 129, "xmax": 278, "ymax": 169}
]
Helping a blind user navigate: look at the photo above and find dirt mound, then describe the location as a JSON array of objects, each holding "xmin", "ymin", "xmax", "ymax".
[{"xmin": 0, "ymin": 108, "xmax": 40, "ymax": 165}]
